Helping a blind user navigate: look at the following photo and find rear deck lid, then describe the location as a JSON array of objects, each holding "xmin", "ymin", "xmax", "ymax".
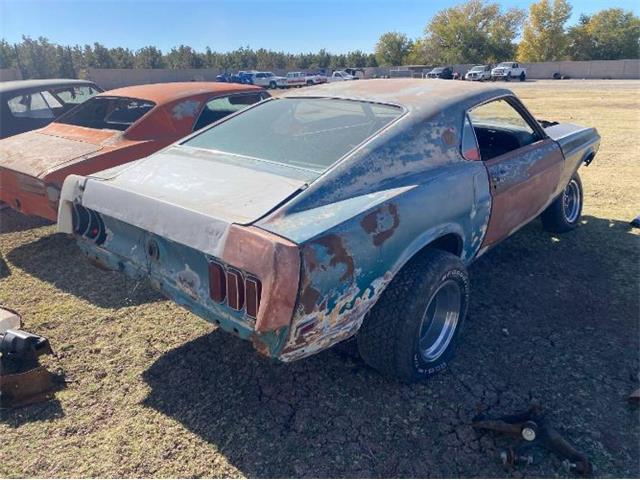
[
  {"xmin": 80, "ymin": 146, "xmax": 314, "ymax": 255},
  {"xmin": 0, "ymin": 128, "xmax": 105, "ymax": 178}
]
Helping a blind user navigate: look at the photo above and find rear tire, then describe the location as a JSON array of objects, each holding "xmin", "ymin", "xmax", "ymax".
[
  {"xmin": 357, "ymin": 249, "xmax": 470, "ymax": 383},
  {"xmin": 541, "ymin": 173, "xmax": 583, "ymax": 233},
  {"xmin": 519, "ymin": 72, "xmax": 526, "ymax": 82}
]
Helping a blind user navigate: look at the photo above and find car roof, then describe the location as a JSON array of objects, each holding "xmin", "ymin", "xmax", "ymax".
[
  {"xmin": 98, "ymin": 82, "xmax": 263, "ymax": 105},
  {"xmin": 0, "ymin": 78, "xmax": 98, "ymax": 94},
  {"xmin": 280, "ymin": 78, "xmax": 511, "ymax": 115}
]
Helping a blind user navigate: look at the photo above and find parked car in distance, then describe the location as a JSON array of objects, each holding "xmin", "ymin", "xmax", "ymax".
[
  {"xmin": 465, "ymin": 65, "xmax": 492, "ymax": 81},
  {"xmin": 215, "ymin": 72, "xmax": 232, "ymax": 82},
  {"xmin": 251, "ymin": 72, "xmax": 288, "ymax": 89},
  {"xmin": 0, "ymin": 82, "xmax": 268, "ymax": 221},
  {"xmin": 328, "ymin": 70, "xmax": 356, "ymax": 82},
  {"xmin": 0, "ymin": 79, "xmax": 102, "ymax": 139},
  {"xmin": 491, "ymin": 62, "xmax": 526, "ymax": 81},
  {"xmin": 426, "ymin": 67, "xmax": 454, "ymax": 79},
  {"xmin": 59, "ymin": 79, "xmax": 599, "ymax": 382},
  {"xmin": 230, "ymin": 71, "xmax": 255, "ymax": 84},
  {"xmin": 286, "ymin": 72, "xmax": 327, "ymax": 87}
]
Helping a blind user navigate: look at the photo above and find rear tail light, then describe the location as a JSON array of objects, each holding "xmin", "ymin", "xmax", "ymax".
[
  {"xmin": 226, "ymin": 269, "xmax": 245, "ymax": 311},
  {"xmin": 245, "ymin": 277, "xmax": 262, "ymax": 318},
  {"xmin": 209, "ymin": 262, "xmax": 262, "ymax": 318},
  {"xmin": 208, "ymin": 262, "xmax": 226, "ymax": 303},
  {"xmin": 72, "ymin": 204, "xmax": 106, "ymax": 245}
]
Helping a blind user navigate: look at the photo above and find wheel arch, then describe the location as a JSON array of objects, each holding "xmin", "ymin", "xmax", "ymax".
[{"xmin": 390, "ymin": 223, "xmax": 466, "ymax": 277}]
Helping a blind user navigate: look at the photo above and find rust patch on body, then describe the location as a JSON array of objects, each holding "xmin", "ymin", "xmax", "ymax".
[
  {"xmin": 360, "ymin": 204, "xmax": 400, "ymax": 246},
  {"xmin": 442, "ymin": 128, "xmax": 457, "ymax": 146},
  {"xmin": 315, "ymin": 234, "xmax": 354, "ymax": 281},
  {"xmin": 299, "ymin": 285, "xmax": 321, "ymax": 314}
]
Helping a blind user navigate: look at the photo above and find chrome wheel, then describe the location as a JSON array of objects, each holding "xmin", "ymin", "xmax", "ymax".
[
  {"xmin": 418, "ymin": 280, "xmax": 461, "ymax": 362},
  {"xmin": 562, "ymin": 179, "xmax": 581, "ymax": 224}
]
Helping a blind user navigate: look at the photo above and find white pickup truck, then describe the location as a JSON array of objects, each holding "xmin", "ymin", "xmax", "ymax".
[
  {"xmin": 491, "ymin": 62, "xmax": 527, "ymax": 82},
  {"xmin": 328, "ymin": 70, "xmax": 357, "ymax": 82},
  {"xmin": 285, "ymin": 72, "xmax": 327, "ymax": 87}
]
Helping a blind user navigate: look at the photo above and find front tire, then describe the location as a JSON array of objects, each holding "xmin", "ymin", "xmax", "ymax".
[
  {"xmin": 541, "ymin": 173, "xmax": 583, "ymax": 233},
  {"xmin": 269, "ymin": 81, "xmax": 277, "ymax": 89},
  {"xmin": 357, "ymin": 249, "xmax": 470, "ymax": 383},
  {"xmin": 505, "ymin": 72, "xmax": 512, "ymax": 82}
]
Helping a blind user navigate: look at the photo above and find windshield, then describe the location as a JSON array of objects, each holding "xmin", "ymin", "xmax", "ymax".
[
  {"xmin": 470, "ymin": 66, "xmax": 484, "ymax": 72},
  {"xmin": 432, "ymin": 68, "xmax": 444, "ymax": 73},
  {"xmin": 183, "ymin": 98, "xmax": 403, "ymax": 172},
  {"xmin": 497, "ymin": 63, "xmax": 512, "ymax": 68},
  {"xmin": 56, "ymin": 96, "xmax": 155, "ymax": 131}
]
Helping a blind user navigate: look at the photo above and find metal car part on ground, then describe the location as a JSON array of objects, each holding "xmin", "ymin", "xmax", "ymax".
[
  {"xmin": 58, "ymin": 79, "xmax": 600, "ymax": 382},
  {"xmin": 0, "ymin": 307, "xmax": 62, "ymax": 409},
  {"xmin": 472, "ymin": 405, "xmax": 592, "ymax": 476},
  {"xmin": 0, "ymin": 82, "xmax": 269, "ymax": 221}
]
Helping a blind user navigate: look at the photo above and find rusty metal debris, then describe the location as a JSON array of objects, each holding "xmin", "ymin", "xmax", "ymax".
[
  {"xmin": 0, "ymin": 307, "xmax": 62, "ymax": 409},
  {"xmin": 472, "ymin": 404, "xmax": 592, "ymax": 476}
]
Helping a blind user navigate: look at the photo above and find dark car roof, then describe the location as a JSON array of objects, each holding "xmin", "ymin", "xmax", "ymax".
[
  {"xmin": 0, "ymin": 78, "xmax": 98, "ymax": 94},
  {"xmin": 281, "ymin": 78, "xmax": 511, "ymax": 116}
]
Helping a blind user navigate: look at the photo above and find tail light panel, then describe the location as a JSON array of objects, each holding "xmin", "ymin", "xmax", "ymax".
[{"xmin": 208, "ymin": 261, "xmax": 262, "ymax": 319}]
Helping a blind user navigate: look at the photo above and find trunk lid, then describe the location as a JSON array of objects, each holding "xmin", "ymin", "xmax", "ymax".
[
  {"xmin": 0, "ymin": 123, "xmax": 120, "ymax": 178},
  {"xmin": 79, "ymin": 146, "xmax": 314, "ymax": 256}
]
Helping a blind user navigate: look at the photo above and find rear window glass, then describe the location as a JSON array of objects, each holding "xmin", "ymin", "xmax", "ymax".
[
  {"xmin": 183, "ymin": 98, "xmax": 403, "ymax": 171},
  {"xmin": 57, "ymin": 96, "xmax": 155, "ymax": 131}
]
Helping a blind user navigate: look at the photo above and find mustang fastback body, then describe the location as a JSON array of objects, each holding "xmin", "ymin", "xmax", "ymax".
[{"xmin": 58, "ymin": 79, "xmax": 600, "ymax": 381}]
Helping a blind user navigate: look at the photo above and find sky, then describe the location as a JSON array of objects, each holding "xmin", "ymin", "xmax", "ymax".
[{"xmin": 1, "ymin": 0, "xmax": 638, "ymax": 54}]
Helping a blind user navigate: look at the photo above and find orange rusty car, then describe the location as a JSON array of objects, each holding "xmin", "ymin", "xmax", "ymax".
[{"xmin": 0, "ymin": 82, "xmax": 268, "ymax": 221}]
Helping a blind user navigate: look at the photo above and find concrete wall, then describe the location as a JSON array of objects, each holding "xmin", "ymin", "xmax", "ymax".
[
  {"xmin": 0, "ymin": 68, "xmax": 22, "ymax": 81},
  {"xmin": 87, "ymin": 68, "xmax": 223, "ymax": 90},
  {"xmin": 522, "ymin": 60, "xmax": 640, "ymax": 79}
]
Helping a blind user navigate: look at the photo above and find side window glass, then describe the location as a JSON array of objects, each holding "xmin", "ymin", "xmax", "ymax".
[
  {"xmin": 467, "ymin": 99, "xmax": 539, "ymax": 161},
  {"xmin": 41, "ymin": 90, "xmax": 63, "ymax": 109},
  {"xmin": 53, "ymin": 86, "xmax": 97, "ymax": 105},
  {"xmin": 193, "ymin": 93, "xmax": 264, "ymax": 131},
  {"xmin": 7, "ymin": 92, "xmax": 54, "ymax": 119},
  {"xmin": 461, "ymin": 115, "xmax": 480, "ymax": 161}
]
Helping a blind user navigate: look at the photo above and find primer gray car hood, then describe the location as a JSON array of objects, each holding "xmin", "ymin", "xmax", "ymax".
[{"xmin": 73, "ymin": 146, "xmax": 314, "ymax": 256}]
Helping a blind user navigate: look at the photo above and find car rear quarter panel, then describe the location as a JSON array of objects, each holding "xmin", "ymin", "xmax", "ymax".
[{"xmin": 260, "ymin": 112, "xmax": 492, "ymax": 361}]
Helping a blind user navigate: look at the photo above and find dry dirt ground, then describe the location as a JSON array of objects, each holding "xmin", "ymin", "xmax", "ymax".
[{"xmin": 0, "ymin": 79, "xmax": 638, "ymax": 478}]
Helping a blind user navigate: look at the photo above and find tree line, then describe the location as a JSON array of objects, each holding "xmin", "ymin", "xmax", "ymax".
[
  {"xmin": 0, "ymin": 39, "xmax": 378, "ymax": 80},
  {"xmin": 374, "ymin": 0, "xmax": 639, "ymax": 66},
  {"xmin": 0, "ymin": 0, "xmax": 638, "ymax": 80}
]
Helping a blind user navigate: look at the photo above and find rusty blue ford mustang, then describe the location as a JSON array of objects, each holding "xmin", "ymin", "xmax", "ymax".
[{"xmin": 58, "ymin": 79, "xmax": 600, "ymax": 382}]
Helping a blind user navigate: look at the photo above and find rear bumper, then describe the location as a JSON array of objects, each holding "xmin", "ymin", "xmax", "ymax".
[{"xmin": 0, "ymin": 168, "xmax": 58, "ymax": 221}]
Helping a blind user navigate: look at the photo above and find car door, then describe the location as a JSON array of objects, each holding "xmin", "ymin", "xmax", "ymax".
[{"xmin": 466, "ymin": 96, "xmax": 564, "ymax": 248}]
